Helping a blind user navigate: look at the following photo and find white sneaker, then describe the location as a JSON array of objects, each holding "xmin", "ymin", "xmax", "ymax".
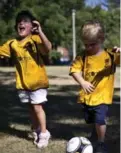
[
  {"xmin": 32, "ymin": 129, "xmax": 41, "ymax": 145},
  {"xmin": 32, "ymin": 131, "xmax": 38, "ymax": 145},
  {"xmin": 36, "ymin": 130, "xmax": 51, "ymax": 149}
]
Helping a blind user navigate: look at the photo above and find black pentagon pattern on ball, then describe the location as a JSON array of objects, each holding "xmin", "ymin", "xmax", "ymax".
[{"xmin": 76, "ymin": 143, "xmax": 85, "ymax": 152}]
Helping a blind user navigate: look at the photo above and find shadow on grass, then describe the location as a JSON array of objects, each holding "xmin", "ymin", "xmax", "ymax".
[{"xmin": 0, "ymin": 71, "xmax": 120, "ymax": 153}]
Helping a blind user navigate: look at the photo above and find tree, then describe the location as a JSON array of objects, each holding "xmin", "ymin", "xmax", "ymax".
[{"xmin": 0, "ymin": 0, "xmax": 119, "ymax": 56}]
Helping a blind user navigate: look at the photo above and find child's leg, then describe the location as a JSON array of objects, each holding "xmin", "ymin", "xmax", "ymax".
[
  {"xmin": 90, "ymin": 124, "xmax": 97, "ymax": 141},
  {"xmin": 95, "ymin": 124, "xmax": 106, "ymax": 142},
  {"xmin": 29, "ymin": 89, "xmax": 51, "ymax": 148},
  {"xmin": 17, "ymin": 90, "xmax": 40, "ymax": 143},
  {"xmin": 18, "ymin": 90, "xmax": 39, "ymax": 129},
  {"xmin": 82, "ymin": 104, "xmax": 108, "ymax": 153},
  {"xmin": 29, "ymin": 104, "xmax": 39, "ymax": 130},
  {"xmin": 28, "ymin": 103, "xmax": 48, "ymax": 145},
  {"xmin": 31, "ymin": 104, "xmax": 51, "ymax": 148},
  {"xmin": 31, "ymin": 104, "xmax": 46, "ymax": 133},
  {"xmin": 95, "ymin": 124, "xmax": 108, "ymax": 153},
  {"xmin": 94, "ymin": 104, "xmax": 108, "ymax": 142},
  {"xmin": 29, "ymin": 89, "xmax": 48, "ymax": 132},
  {"xmin": 94, "ymin": 104, "xmax": 109, "ymax": 153},
  {"xmin": 82, "ymin": 104, "xmax": 97, "ymax": 139}
]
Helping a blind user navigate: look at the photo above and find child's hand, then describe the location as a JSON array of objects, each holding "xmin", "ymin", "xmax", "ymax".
[
  {"xmin": 112, "ymin": 46, "xmax": 120, "ymax": 53},
  {"xmin": 81, "ymin": 80, "xmax": 95, "ymax": 94},
  {"xmin": 32, "ymin": 20, "xmax": 42, "ymax": 34}
]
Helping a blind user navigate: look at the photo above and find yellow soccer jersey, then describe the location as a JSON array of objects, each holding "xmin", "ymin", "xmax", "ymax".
[
  {"xmin": 70, "ymin": 50, "xmax": 120, "ymax": 106},
  {"xmin": 0, "ymin": 34, "xmax": 49, "ymax": 90}
]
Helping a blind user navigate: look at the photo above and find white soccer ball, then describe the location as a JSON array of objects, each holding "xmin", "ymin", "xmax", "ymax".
[{"xmin": 66, "ymin": 136, "xmax": 93, "ymax": 153}]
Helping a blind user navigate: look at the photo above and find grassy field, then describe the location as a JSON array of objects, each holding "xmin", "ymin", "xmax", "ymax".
[{"xmin": 0, "ymin": 66, "xmax": 120, "ymax": 153}]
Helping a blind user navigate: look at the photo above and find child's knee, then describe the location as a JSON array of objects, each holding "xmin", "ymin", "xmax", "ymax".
[{"xmin": 32, "ymin": 104, "xmax": 44, "ymax": 113}]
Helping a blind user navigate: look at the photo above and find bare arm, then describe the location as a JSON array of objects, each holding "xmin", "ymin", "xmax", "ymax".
[
  {"xmin": 0, "ymin": 41, "xmax": 11, "ymax": 57},
  {"xmin": 38, "ymin": 29, "xmax": 52, "ymax": 52},
  {"xmin": 71, "ymin": 72, "xmax": 95, "ymax": 94},
  {"xmin": 32, "ymin": 20, "xmax": 52, "ymax": 53}
]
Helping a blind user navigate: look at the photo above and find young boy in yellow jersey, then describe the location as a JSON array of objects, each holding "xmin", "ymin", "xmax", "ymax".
[
  {"xmin": 69, "ymin": 21, "xmax": 120, "ymax": 153},
  {"xmin": 0, "ymin": 10, "xmax": 52, "ymax": 148}
]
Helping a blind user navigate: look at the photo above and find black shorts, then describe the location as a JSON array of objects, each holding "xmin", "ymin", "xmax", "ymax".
[{"xmin": 82, "ymin": 104, "xmax": 109, "ymax": 125}]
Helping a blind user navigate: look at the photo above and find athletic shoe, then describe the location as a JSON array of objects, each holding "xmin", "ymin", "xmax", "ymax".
[
  {"xmin": 94, "ymin": 142, "xmax": 108, "ymax": 153},
  {"xmin": 32, "ymin": 129, "xmax": 41, "ymax": 144},
  {"xmin": 36, "ymin": 130, "xmax": 51, "ymax": 148}
]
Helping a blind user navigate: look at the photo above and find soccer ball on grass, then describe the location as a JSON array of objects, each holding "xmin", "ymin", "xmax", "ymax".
[{"xmin": 66, "ymin": 136, "xmax": 93, "ymax": 153}]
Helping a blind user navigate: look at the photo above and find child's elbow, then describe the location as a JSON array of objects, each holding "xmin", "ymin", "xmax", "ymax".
[{"xmin": 45, "ymin": 43, "xmax": 52, "ymax": 53}]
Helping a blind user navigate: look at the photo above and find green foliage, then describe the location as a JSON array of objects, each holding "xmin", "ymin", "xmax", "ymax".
[
  {"xmin": 0, "ymin": 0, "xmax": 119, "ymax": 55},
  {"xmin": 49, "ymin": 49, "xmax": 61, "ymax": 65},
  {"xmin": 49, "ymin": 49, "xmax": 61, "ymax": 60}
]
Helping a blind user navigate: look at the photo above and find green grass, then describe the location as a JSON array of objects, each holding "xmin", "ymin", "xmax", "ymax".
[{"xmin": 0, "ymin": 66, "xmax": 120, "ymax": 153}]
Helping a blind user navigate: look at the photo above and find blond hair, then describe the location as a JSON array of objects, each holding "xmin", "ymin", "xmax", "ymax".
[{"xmin": 81, "ymin": 21, "xmax": 105, "ymax": 43}]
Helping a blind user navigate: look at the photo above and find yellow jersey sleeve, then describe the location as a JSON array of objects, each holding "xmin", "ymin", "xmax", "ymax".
[
  {"xmin": 69, "ymin": 56, "xmax": 83, "ymax": 75},
  {"xmin": 106, "ymin": 48, "xmax": 120, "ymax": 65},
  {"xmin": 0, "ymin": 40, "xmax": 11, "ymax": 57},
  {"xmin": 31, "ymin": 34, "xmax": 48, "ymax": 56},
  {"xmin": 31, "ymin": 34, "xmax": 42, "ymax": 44}
]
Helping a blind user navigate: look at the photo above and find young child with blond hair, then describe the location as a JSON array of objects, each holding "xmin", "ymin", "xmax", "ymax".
[{"xmin": 69, "ymin": 20, "xmax": 120, "ymax": 153}]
